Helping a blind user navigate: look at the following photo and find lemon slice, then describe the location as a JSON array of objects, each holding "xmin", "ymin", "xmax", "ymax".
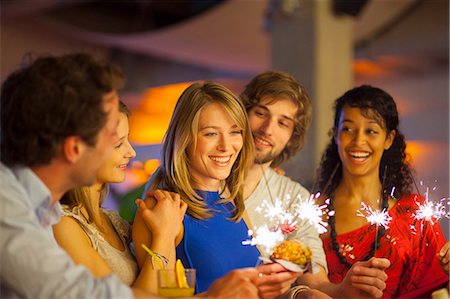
[
  {"xmin": 175, "ymin": 259, "xmax": 189, "ymax": 288},
  {"xmin": 141, "ymin": 244, "xmax": 164, "ymax": 270}
]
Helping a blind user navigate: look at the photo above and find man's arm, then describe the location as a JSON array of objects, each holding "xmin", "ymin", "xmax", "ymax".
[{"xmin": 0, "ymin": 187, "xmax": 132, "ymax": 299}]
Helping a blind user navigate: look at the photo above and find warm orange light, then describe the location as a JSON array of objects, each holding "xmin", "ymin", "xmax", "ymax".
[
  {"xmin": 129, "ymin": 82, "xmax": 192, "ymax": 144},
  {"xmin": 354, "ymin": 55, "xmax": 408, "ymax": 79},
  {"xmin": 405, "ymin": 141, "xmax": 423, "ymax": 163},
  {"xmin": 144, "ymin": 159, "xmax": 160, "ymax": 175},
  {"xmin": 353, "ymin": 59, "xmax": 385, "ymax": 77}
]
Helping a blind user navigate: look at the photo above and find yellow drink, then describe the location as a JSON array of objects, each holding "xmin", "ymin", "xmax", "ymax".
[{"xmin": 158, "ymin": 287, "xmax": 195, "ymax": 297}]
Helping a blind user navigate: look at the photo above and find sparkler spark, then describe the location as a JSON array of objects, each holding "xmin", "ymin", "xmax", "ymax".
[
  {"xmin": 294, "ymin": 193, "xmax": 330, "ymax": 234},
  {"xmin": 413, "ymin": 184, "xmax": 450, "ymax": 226},
  {"xmin": 257, "ymin": 197, "xmax": 295, "ymax": 224},
  {"xmin": 410, "ymin": 180, "xmax": 450, "ymax": 250},
  {"xmin": 413, "ymin": 199, "xmax": 448, "ymax": 224},
  {"xmin": 243, "ymin": 192, "xmax": 333, "ymax": 254},
  {"xmin": 242, "ymin": 225, "xmax": 284, "ymax": 253},
  {"xmin": 357, "ymin": 202, "xmax": 392, "ymax": 229}
]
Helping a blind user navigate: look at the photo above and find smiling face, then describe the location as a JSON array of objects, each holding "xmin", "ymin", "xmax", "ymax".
[
  {"xmin": 247, "ymin": 97, "xmax": 297, "ymax": 165},
  {"xmin": 74, "ymin": 90, "xmax": 120, "ymax": 187},
  {"xmin": 335, "ymin": 105, "xmax": 395, "ymax": 179},
  {"xmin": 96, "ymin": 112, "xmax": 136, "ymax": 184},
  {"xmin": 187, "ymin": 101, "xmax": 244, "ymax": 190}
]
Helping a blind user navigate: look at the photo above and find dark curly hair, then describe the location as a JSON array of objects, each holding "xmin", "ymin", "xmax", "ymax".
[
  {"xmin": 1, "ymin": 53, "xmax": 124, "ymax": 167},
  {"xmin": 240, "ymin": 70, "xmax": 312, "ymax": 167},
  {"xmin": 315, "ymin": 85, "xmax": 413, "ymax": 200}
]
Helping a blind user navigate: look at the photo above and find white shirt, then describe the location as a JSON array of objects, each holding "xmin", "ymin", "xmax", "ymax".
[{"xmin": 0, "ymin": 163, "xmax": 133, "ymax": 299}]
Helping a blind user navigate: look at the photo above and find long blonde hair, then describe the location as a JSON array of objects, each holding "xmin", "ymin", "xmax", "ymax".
[{"xmin": 151, "ymin": 82, "xmax": 254, "ymax": 221}]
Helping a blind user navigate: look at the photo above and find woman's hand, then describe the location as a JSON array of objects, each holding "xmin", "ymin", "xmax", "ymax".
[
  {"xmin": 336, "ymin": 257, "xmax": 389, "ymax": 298},
  {"xmin": 136, "ymin": 189, "xmax": 187, "ymax": 241},
  {"xmin": 438, "ymin": 241, "xmax": 450, "ymax": 275},
  {"xmin": 254, "ymin": 263, "xmax": 302, "ymax": 299}
]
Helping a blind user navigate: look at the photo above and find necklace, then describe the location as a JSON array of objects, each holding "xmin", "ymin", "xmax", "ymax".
[{"xmin": 328, "ymin": 194, "xmax": 388, "ymax": 268}]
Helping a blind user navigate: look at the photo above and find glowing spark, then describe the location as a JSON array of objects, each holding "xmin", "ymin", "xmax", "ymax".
[
  {"xmin": 258, "ymin": 197, "xmax": 295, "ymax": 224},
  {"xmin": 413, "ymin": 186, "xmax": 449, "ymax": 225},
  {"xmin": 357, "ymin": 202, "xmax": 392, "ymax": 229},
  {"xmin": 414, "ymin": 200, "xmax": 447, "ymax": 224},
  {"xmin": 294, "ymin": 193, "xmax": 330, "ymax": 234},
  {"xmin": 390, "ymin": 187, "xmax": 396, "ymax": 198},
  {"xmin": 411, "ymin": 181, "xmax": 450, "ymax": 249},
  {"xmin": 243, "ymin": 192, "xmax": 333, "ymax": 255},
  {"xmin": 242, "ymin": 226, "xmax": 284, "ymax": 253}
]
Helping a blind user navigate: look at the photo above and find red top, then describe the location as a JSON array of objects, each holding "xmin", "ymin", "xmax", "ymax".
[{"xmin": 322, "ymin": 194, "xmax": 449, "ymax": 298}]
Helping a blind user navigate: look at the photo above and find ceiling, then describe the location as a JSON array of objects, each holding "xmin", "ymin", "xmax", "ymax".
[{"xmin": 2, "ymin": 0, "xmax": 447, "ymax": 74}]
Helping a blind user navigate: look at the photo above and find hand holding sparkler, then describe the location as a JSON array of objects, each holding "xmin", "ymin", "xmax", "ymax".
[{"xmin": 337, "ymin": 257, "xmax": 390, "ymax": 299}]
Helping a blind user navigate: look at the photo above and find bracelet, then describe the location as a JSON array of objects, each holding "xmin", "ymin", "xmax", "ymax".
[
  {"xmin": 150, "ymin": 252, "xmax": 169, "ymax": 270},
  {"xmin": 141, "ymin": 244, "xmax": 169, "ymax": 269},
  {"xmin": 287, "ymin": 285, "xmax": 310, "ymax": 299}
]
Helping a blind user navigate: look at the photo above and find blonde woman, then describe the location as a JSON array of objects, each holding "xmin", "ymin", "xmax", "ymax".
[
  {"xmin": 133, "ymin": 82, "xmax": 300, "ymax": 297},
  {"xmin": 53, "ymin": 101, "xmax": 187, "ymax": 293}
]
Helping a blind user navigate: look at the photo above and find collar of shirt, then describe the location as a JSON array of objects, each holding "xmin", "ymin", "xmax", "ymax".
[{"xmin": 12, "ymin": 166, "xmax": 62, "ymax": 227}]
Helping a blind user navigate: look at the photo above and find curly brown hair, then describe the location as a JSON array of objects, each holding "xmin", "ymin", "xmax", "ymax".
[{"xmin": 315, "ymin": 85, "xmax": 413, "ymax": 200}]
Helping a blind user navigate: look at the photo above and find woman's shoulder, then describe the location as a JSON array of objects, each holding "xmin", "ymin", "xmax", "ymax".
[
  {"xmin": 60, "ymin": 204, "xmax": 90, "ymax": 224},
  {"xmin": 103, "ymin": 209, "xmax": 131, "ymax": 240},
  {"xmin": 60, "ymin": 203, "xmax": 79, "ymax": 215},
  {"xmin": 53, "ymin": 210, "xmax": 97, "ymax": 248}
]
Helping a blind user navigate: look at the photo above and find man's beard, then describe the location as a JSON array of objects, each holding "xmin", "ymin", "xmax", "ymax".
[{"xmin": 254, "ymin": 150, "xmax": 278, "ymax": 165}]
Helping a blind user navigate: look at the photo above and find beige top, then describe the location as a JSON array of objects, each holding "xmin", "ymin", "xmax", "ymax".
[
  {"xmin": 245, "ymin": 167, "xmax": 328, "ymax": 273},
  {"xmin": 61, "ymin": 205, "xmax": 139, "ymax": 286}
]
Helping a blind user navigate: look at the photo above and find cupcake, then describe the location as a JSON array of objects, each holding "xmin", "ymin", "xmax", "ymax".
[{"xmin": 270, "ymin": 240, "xmax": 312, "ymax": 272}]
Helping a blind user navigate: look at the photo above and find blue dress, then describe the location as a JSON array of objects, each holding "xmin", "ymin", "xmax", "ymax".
[{"xmin": 176, "ymin": 191, "xmax": 261, "ymax": 293}]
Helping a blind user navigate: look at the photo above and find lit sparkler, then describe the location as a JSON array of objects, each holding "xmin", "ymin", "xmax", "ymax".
[
  {"xmin": 256, "ymin": 196, "xmax": 296, "ymax": 225},
  {"xmin": 356, "ymin": 179, "xmax": 392, "ymax": 253},
  {"xmin": 412, "ymin": 181, "xmax": 450, "ymax": 247},
  {"xmin": 413, "ymin": 184, "xmax": 449, "ymax": 225},
  {"xmin": 243, "ymin": 165, "xmax": 334, "ymax": 269},
  {"xmin": 242, "ymin": 225, "xmax": 284, "ymax": 253},
  {"xmin": 243, "ymin": 192, "xmax": 333, "ymax": 253},
  {"xmin": 357, "ymin": 202, "xmax": 392, "ymax": 230},
  {"xmin": 293, "ymin": 192, "xmax": 331, "ymax": 234}
]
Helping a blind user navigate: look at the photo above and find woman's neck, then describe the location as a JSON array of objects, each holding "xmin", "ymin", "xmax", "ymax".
[
  {"xmin": 335, "ymin": 172, "xmax": 383, "ymax": 207},
  {"xmin": 191, "ymin": 178, "xmax": 221, "ymax": 192},
  {"xmin": 83, "ymin": 183, "xmax": 103, "ymax": 217}
]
